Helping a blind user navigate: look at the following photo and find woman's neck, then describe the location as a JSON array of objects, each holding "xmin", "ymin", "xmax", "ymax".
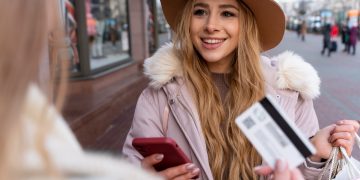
[
  {"xmin": 207, "ymin": 61, "xmax": 231, "ymax": 73},
  {"xmin": 206, "ymin": 54, "xmax": 234, "ymax": 73}
]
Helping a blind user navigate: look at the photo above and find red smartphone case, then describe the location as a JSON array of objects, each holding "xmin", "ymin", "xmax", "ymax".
[{"xmin": 132, "ymin": 137, "xmax": 192, "ymax": 172}]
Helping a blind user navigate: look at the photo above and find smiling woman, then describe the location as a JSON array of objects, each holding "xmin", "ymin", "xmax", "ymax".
[
  {"xmin": 122, "ymin": 0, "xmax": 360, "ymax": 180},
  {"xmin": 190, "ymin": 0, "xmax": 240, "ymax": 73},
  {"xmin": 0, "ymin": 0, "xmax": 160, "ymax": 179}
]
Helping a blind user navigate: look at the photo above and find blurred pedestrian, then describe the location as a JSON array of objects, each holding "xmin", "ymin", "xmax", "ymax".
[
  {"xmin": 340, "ymin": 22, "xmax": 350, "ymax": 52},
  {"xmin": 321, "ymin": 24, "xmax": 332, "ymax": 56},
  {"xmin": 123, "ymin": 0, "xmax": 359, "ymax": 179},
  {"xmin": 300, "ymin": 20, "xmax": 307, "ymax": 42},
  {"xmin": 0, "ymin": 0, "xmax": 160, "ymax": 179},
  {"xmin": 329, "ymin": 23, "xmax": 339, "ymax": 53},
  {"xmin": 296, "ymin": 23, "xmax": 301, "ymax": 38},
  {"xmin": 348, "ymin": 25, "xmax": 358, "ymax": 55},
  {"xmin": 331, "ymin": 23, "xmax": 339, "ymax": 39}
]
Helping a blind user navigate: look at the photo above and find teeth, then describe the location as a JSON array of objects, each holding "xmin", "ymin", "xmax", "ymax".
[{"xmin": 203, "ymin": 39, "xmax": 224, "ymax": 44}]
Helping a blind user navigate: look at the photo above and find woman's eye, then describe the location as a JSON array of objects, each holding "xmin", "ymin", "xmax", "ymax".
[
  {"xmin": 193, "ymin": 9, "xmax": 207, "ymax": 16},
  {"xmin": 222, "ymin": 11, "xmax": 235, "ymax": 17}
]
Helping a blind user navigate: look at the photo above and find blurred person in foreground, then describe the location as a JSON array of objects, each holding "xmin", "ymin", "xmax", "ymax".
[{"xmin": 0, "ymin": 0, "xmax": 160, "ymax": 179}]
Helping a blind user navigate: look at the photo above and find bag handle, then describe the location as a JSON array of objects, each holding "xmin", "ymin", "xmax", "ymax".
[
  {"xmin": 318, "ymin": 148, "xmax": 342, "ymax": 180},
  {"xmin": 318, "ymin": 134, "xmax": 360, "ymax": 180}
]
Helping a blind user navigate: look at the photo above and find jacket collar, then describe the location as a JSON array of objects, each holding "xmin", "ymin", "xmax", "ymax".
[{"xmin": 144, "ymin": 43, "xmax": 320, "ymax": 99}]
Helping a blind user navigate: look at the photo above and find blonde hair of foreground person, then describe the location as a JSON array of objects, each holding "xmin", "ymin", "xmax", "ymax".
[
  {"xmin": 174, "ymin": 0, "xmax": 264, "ymax": 179},
  {"xmin": 0, "ymin": 1, "xmax": 160, "ymax": 179}
]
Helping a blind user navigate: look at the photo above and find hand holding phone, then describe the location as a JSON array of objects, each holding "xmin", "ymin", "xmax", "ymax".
[{"xmin": 132, "ymin": 137, "xmax": 192, "ymax": 171}]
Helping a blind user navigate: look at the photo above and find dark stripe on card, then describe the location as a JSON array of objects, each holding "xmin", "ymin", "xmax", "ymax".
[{"xmin": 260, "ymin": 97, "xmax": 312, "ymax": 158}]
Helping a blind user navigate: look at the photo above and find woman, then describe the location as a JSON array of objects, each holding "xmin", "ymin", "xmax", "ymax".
[
  {"xmin": 0, "ymin": 0, "xmax": 160, "ymax": 179},
  {"xmin": 123, "ymin": 0, "xmax": 359, "ymax": 179}
]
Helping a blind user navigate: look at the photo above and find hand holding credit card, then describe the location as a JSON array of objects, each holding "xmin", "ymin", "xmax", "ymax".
[{"xmin": 235, "ymin": 95, "xmax": 316, "ymax": 169}]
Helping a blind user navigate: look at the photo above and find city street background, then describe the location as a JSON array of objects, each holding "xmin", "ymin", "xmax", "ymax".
[
  {"xmin": 266, "ymin": 31, "xmax": 360, "ymax": 158},
  {"xmin": 61, "ymin": 0, "xmax": 360, "ymax": 160}
]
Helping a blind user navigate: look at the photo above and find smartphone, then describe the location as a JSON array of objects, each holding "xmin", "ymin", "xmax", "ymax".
[{"xmin": 132, "ymin": 137, "xmax": 192, "ymax": 172}]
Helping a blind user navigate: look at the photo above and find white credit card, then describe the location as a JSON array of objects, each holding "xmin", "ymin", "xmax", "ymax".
[{"xmin": 235, "ymin": 95, "xmax": 316, "ymax": 169}]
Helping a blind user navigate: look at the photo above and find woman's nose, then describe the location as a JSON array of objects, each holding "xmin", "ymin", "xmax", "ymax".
[{"xmin": 205, "ymin": 15, "xmax": 220, "ymax": 33}]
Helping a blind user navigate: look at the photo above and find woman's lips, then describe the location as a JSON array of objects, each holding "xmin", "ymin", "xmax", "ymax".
[{"xmin": 201, "ymin": 38, "xmax": 226, "ymax": 50}]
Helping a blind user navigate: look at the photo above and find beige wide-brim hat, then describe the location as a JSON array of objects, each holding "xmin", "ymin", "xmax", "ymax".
[{"xmin": 160, "ymin": 0, "xmax": 285, "ymax": 51}]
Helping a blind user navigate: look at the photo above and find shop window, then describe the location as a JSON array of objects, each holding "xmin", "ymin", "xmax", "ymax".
[
  {"xmin": 65, "ymin": 0, "xmax": 80, "ymax": 72},
  {"xmin": 63, "ymin": 0, "xmax": 130, "ymax": 78},
  {"xmin": 87, "ymin": 0, "xmax": 130, "ymax": 70}
]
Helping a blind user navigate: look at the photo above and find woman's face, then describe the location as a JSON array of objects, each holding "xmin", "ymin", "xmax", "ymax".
[{"xmin": 190, "ymin": 0, "xmax": 240, "ymax": 73}]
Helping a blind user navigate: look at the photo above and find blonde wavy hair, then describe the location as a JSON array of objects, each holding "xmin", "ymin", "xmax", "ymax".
[
  {"xmin": 0, "ymin": 0, "xmax": 67, "ymax": 179},
  {"xmin": 174, "ymin": 0, "xmax": 265, "ymax": 179}
]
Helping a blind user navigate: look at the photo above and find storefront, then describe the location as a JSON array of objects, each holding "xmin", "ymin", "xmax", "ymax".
[
  {"xmin": 60, "ymin": 0, "xmax": 173, "ymax": 150},
  {"xmin": 63, "ymin": 0, "xmax": 131, "ymax": 79},
  {"xmin": 60, "ymin": 0, "xmax": 171, "ymax": 79}
]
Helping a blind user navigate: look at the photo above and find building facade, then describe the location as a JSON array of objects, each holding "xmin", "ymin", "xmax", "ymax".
[{"xmin": 58, "ymin": 0, "xmax": 171, "ymax": 152}]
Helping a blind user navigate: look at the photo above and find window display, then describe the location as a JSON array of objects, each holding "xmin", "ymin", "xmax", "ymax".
[
  {"xmin": 65, "ymin": 0, "xmax": 80, "ymax": 72},
  {"xmin": 86, "ymin": 0, "xmax": 130, "ymax": 70}
]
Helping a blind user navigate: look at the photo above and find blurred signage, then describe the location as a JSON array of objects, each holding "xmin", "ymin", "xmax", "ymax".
[
  {"xmin": 320, "ymin": 10, "xmax": 332, "ymax": 18},
  {"xmin": 347, "ymin": 10, "xmax": 359, "ymax": 27},
  {"xmin": 347, "ymin": 10, "xmax": 359, "ymax": 17}
]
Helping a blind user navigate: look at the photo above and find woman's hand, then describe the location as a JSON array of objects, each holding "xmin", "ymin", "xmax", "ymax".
[
  {"xmin": 310, "ymin": 120, "xmax": 359, "ymax": 161},
  {"xmin": 254, "ymin": 160, "xmax": 304, "ymax": 180},
  {"xmin": 309, "ymin": 125, "xmax": 335, "ymax": 161},
  {"xmin": 331, "ymin": 120, "xmax": 360, "ymax": 156},
  {"xmin": 141, "ymin": 154, "xmax": 200, "ymax": 180}
]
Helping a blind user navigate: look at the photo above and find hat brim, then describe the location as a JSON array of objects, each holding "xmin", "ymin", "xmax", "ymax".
[{"xmin": 160, "ymin": 0, "xmax": 285, "ymax": 51}]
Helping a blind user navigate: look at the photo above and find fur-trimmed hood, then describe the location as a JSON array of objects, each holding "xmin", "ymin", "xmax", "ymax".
[{"xmin": 144, "ymin": 43, "xmax": 320, "ymax": 99}]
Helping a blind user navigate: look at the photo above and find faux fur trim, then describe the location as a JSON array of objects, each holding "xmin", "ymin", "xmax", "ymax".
[
  {"xmin": 144, "ymin": 43, "xmax": 183, "ymax": 89},
  {"xmin": 272, "ymin": 51, "xmax": 321, "ymax": 99},
  {"xmin": 144, "ymin": 44, "xmax": 320, "ymax": 99}
]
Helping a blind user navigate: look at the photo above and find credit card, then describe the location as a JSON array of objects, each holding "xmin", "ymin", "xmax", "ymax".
[{"xmin": 235, "ymin": 95, "xmax": 316, "ymax": 168}]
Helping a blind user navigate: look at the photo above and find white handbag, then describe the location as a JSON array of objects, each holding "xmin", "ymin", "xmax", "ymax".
[{"xmin": 318, "ymin": 134, "xmax": 360, "ymax": 180}]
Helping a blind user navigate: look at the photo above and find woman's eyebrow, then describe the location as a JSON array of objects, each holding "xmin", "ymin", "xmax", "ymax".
[
  {"xmin": 219, "ymin": 4, "xmax": 239, "ymax": 11},
  {"xmin": 194, "ymin": 2, "xmax": 209, "ymax": 9},
  {"xmin": 194, "ymin": 3, "xmax": 239, "ymax": 11}
]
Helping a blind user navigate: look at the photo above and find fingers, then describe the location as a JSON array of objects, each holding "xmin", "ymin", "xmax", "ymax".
[
  {"xmin": 329, "ymin": 132, "xmax": 352, "ymax": 143},
  {"xmin": 141, "ymin": 154, "xmax": 164, "ymax": 170},
  {"xmin": 273, "ymin": 160, "xmax": 291, "ymax": 180},
  {"xmin": 332, "ymin": 139, "xmax": 353, "ymax": 155},
  {"xmin": 291, "ymin": 168, "xmax": 305, "ymax": 180},
  {"xmin": 337, "ymin": 120, "xmax": 360, "ymax": 132},
  {"xmin": 253, "ymin": 165, "xmax": 273, "ymax": 176},
  {"xmin": 141, "ymin": 154, "xmax": 200, "ymax": 179},
  {"xmin": 254, "ymin": 160, "xmax": 305, "ymax": 180},
  {"xmin": 160, "ymin": 163, "xmax": 200, "ymax": 180},
  {"xmin": 332, "ymin": 124, "xmax": 356, "ymax": 134},
  {"xmin": 331, "ymin": 123, "xmax": 356, "ymax": 156}
]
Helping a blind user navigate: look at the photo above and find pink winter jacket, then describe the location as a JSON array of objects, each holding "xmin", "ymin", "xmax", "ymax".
[{"xmin": 123, "ymin": 44, "xmax": 325, "ymax": 180}]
